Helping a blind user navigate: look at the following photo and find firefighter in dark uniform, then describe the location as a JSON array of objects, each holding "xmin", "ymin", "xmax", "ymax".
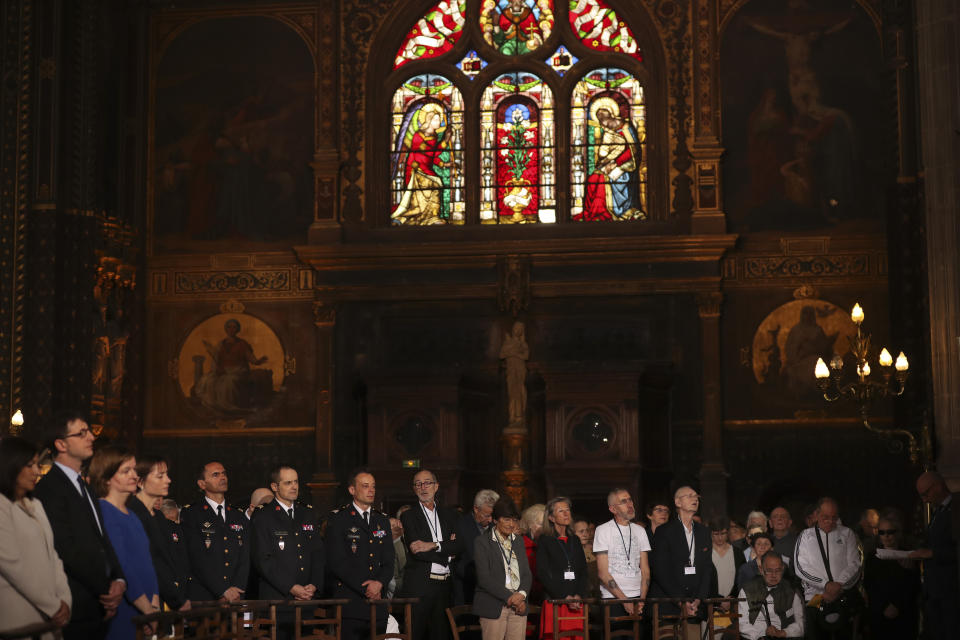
[
  {"xmin": 253, "ymin": 465, "xmax": 324, "ymax": 640},
  {"xmin": 157, "ymin": 514, "xmax": 192, "ymax": 609},
  {"xmin": 180, "ymin": 461, "xmax": 250, "ymax": 601},
  {"xmin": 326, "ymin": 468, "xmax": 395, "ymax": 640}
]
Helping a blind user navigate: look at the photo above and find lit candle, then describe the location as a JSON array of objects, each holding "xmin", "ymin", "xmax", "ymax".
[
  {"xmin": 851, "ymin": 303, "xmax": 864, "ymax": 325},
  {"xmin": 815, "ymin": 358, "xmax": 829, "ymax": 379},
  {"xmin": 895, "ymin": 352, "xmax": 909, "ymax": 371},
  {"xmin": 879, "ymin": 348, "xmax": 893, "ymax": 367},
  {"xmin": 861, "ymin": 362, "xmax": 871, "ymax": 377},
  {"xmin": 10, "ymin": 410, "xmax": 23, "ymax": 427}
]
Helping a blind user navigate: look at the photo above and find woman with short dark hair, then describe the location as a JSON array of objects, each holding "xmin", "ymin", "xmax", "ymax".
[
  {"xmin": 89, "ymin": 446, "xmax": 160, "ymax": 639},
  {"xmin": 474, "ymin": 498, "xmax": 533, "ymax": 640},
  {"xmin": 0, "ymin": 437, "xmax": 72, "ymax": 638},
  {"xmin": 128, "ymin": 453, "xmax": 191, "ymax": 611}
]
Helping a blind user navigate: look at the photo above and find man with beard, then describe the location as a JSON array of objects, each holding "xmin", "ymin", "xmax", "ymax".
[{"xmin": 593, "ymin": 488, "xmax": 651, "ymax": 633}]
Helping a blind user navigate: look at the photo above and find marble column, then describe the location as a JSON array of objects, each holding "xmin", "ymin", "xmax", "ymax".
[{"xmin": 697, "ymin": 292, "xmax": 727, "ymax": 519}]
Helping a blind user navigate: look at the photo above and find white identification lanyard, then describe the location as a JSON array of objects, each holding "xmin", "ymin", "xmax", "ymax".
[
  {"xmin": 421, "ymin": 502, "xmax": 441, "ymax": 542},
  {"xmin": 683, "ymin": 520, "xmax": 696, "ymax": 574}
]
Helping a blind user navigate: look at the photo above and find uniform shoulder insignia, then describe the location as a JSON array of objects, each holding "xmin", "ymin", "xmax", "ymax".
[
  {"xmin": 256, "ymin": 504, "xmax": 265, "ymax": 510},
  {"xmin": 375, "ymin": 508, "xmax": 388, "ymax": 517},
  {"xmin": 306, "ymin": 504, "xmax": 314, "ymax": 509},
  {"xmin": 183, "ymin": 504, "xmax": 191, "ymax": 509}
]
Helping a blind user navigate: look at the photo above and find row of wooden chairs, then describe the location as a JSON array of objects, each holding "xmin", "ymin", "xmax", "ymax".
[
  {"xmin": 446, "ymin": 597, "xmax": 743, "ymax": 640},
  {"xmin": 115, "ymin": 595, "xmax": 742, "ymax": 640}
]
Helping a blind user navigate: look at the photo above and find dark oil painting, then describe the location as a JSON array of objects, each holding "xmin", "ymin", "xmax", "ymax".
[
  {"xmin": 151, "ymin": 16, "xmax": 314, "ymax": 253},
  {"xmin": 720, "ymin": 0, "xmax": 887, "ymax": 233}
]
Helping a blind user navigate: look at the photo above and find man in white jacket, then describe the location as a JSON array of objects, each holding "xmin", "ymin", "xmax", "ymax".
[{"xmin": 793, "ymin": 497, "xmax": 861, "ymax": 639}]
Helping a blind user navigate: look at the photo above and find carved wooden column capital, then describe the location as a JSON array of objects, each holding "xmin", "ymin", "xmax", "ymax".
[{"xmin": 696, "ymin": 291, "xmax": 724, "ymax": 318}]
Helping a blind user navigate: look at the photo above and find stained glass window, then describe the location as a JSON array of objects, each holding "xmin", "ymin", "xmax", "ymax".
[
  {"xmin": 570, "ymin": 67, "xmax": 646, "ymax": 221},
  {"xmin": 395, "ymin": 0, "xmax": 466, "ymax": 69},
  {"xmin": 390, "ymin": 74, "xmax": 465, "ymax": 225},
  {"xmin": 479, "ymin": 0, "xmax": 555, "ymax": 56},
  {"xmin": 569, "ymin": 0, "xmax": 643, "ymax": 61},
  {"xmin": 387, "ymin": 0, "xmax": 649, "ymax": 225},
  {"xmin": 481, "ymin": 72, "xmax": 555, "ymax": 224}
]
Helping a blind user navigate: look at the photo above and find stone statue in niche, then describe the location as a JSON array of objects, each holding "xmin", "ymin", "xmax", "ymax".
[{"xmin": 499, "ymin": 321, "xmax": 529, "ymax": 429}]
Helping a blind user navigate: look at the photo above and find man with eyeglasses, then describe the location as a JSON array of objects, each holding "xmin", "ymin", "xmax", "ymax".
[
  {"xmin": 399, "ymin": 469, "xmax": 463, "ymax": 640},
  {"xmin": 649, "ymin": 486, "xmax": 712, "ymax": 640},
  {"xmin": 737, "ymin": 553, "xmax": 804, "ymax": 639},
  {"xmin": 793, "ymin": 497, "xmax": 861, "ymax": 639},
  {"xmin": 35, "ymin": 411, "xmax": 126, "ymax": 640},
  {"xmin": 594, "ymin": 488, "xmax": 652, "ymax": 633},
  {"xmin": 909, "ymin": 471, "xmax": 958, "ymax": 639}
]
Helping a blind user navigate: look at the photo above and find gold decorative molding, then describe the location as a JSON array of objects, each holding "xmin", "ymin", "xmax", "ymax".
[{"xmin": 219, "ymin": 299, "xmax": 245, "ymax": 314}]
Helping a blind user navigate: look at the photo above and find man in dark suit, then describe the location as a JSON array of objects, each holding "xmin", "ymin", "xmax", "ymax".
[
  {"xmin": 649, "ymin": 486, "xmax": 712, "ymax": 639},
  {"xmin": 399, "ymin": 469, "xmax": 464, "ymax": 640},
  {"xmin": 911, "ymin": 471, "xmax": 958, "ymax": 639},
  {"xmin": 34, "ymin": 411, "xmax": 126, "ymax": 640},
  {"xmin": 180, "ymin": 461, "xmax": 250, "ymax": 602},
  {"xmin": 326, "ymin": 468, "xmax": 395, "ymax": 640},
  {"xmin": 453, "ymin": 489, "xmax": 499, "ymax": 605}
]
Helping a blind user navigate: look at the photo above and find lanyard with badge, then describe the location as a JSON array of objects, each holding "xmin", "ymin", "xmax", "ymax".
[
  {"xmin": 683, "ymin": 521, "xmax": 696, "ymax": 575},
  {"xmin": 496, "ymin": 531, "xmax": 519, "ymax": 586},
  {"xmin": 616, "ymin": 522, "xmax": 634, "ymax": 574},
  {"xmin": 421, "ymin": 502, "xmax": 441, "ymax": 542},
  {"xmin": 557, "ymin": 535, "xmax": 576, "ymax": 580}
]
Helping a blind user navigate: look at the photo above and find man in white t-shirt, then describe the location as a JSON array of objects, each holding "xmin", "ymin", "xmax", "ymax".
[{"xmin": 593, "ymin": 488, "xmax": 651, "ymax": 629}]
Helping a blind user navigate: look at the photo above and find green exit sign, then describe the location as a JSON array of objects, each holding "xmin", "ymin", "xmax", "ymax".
[{"xmin": 402, "ymin": 459, "xmax": 421, "ymax": 469}]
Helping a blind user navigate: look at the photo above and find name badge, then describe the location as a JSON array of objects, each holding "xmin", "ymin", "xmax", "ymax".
[
  {"xmin": 684, "ymin": 566, "xmax": 697, "ymax": 575},
  {"xmin": 564, "ymin": 571, "xmax": 575, "ymax": 580}
]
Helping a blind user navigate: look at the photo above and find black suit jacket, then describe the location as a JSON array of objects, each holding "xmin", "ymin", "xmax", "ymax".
[
  {"xmin": 252, "ymin": 499, "xmax": 325, "ymax": 600},
  {"xmin": 453, "ymin": 511, "xmax": 486, "ymax": 604},
  {"xmin": 33, "ymin": 464, "xmax": 125, "ymax": 627},
  {"xmin": 923, "ymin": 494, "xmax": 959, "ymax": 598},
  {"xmin": 398, "ymin": 503, "xmax": 464, "ymax": 595},
  {"xmin": 128, "ymin": 497, "xmax": 189, "ymax": 609},
  {"xmin": 536, "ymin": 533, "xmax": 588, "ymax": 599},
  {"xmin": 180, "ymin": 499, "xmax": 250, "ymax": 600},
  {"xmin": 325, "ymin": 505, "xmax": 395, "ymax": 621},
  {"xmin": 649, "ymin": 518, "xmax": 712, "ymax": 618}
]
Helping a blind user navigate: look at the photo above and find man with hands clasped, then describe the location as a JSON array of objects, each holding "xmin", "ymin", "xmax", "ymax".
[{"xmin": 593, "ymin": 489, "xmax": 651, "ymax": 633}]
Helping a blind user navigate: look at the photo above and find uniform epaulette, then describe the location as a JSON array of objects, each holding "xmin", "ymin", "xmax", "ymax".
[
  {"xmin": 306, "ymin": 504, "xmax": 314, "ymax": 509},
  {"xmin": 256, "ymin": 504, "xmax": 265, "ymax": 510},
  {"xmin": 183, "ymin": 504, "xmax": 191, "ymax": 509}
]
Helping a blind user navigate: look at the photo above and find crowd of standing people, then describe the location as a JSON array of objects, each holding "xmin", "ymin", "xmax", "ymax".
[{"xmin": 0, "ymin": 411, "xmax": 957, "ymax": 640}]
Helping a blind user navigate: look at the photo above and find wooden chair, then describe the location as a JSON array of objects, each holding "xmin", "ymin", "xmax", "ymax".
[
  {"xmin": 525, "ymin": 604, "xmax": 541, "ymax": 637},
  {"xmin": 704, "ymin": 598, "xmax": 740, "ymax": 640},
  {"xmin": 293, "ymin": 599, "xmax": 348, "ymax": 640},
  {"xmin": 600, "ymin": 598, "xmax": 644, "ymax": 640},
  {"xmin": 369, "ymin": 598, "xmax": 419, "ymax": 640},
  {"xmin": 445, "ymin": 604, "xmax": 481, "ymax": 640},
  {"xmin": 543, "ymin": 598, "xmax": 590, "ymax": 640}
]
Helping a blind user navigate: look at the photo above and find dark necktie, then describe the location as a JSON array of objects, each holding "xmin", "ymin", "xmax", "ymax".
[
  {"xmin": 77, "ymin": 476, "xmax": 103, "ymax": 534},
  {"xmin": 289, "ymin": 507, "xmax": 295, "ymax": 521},
  {"xmin": 364, "ymin": 511, "xmax": 370, "ymax": 525},
  {"xmin": 217, "ymin": 504, "xmax": 224, "ymax": 522}
]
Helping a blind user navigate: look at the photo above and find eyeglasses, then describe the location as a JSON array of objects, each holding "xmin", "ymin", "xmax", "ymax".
[
  {"xmin": 413, "ymin": 481, "xmax": 436, "ymax": 489},
  {"xmin": 763, "ymin": 568, "xmax": 785, "ymax": 575},
  {"xmin": 652, "ymin": 507, "xmax": 670, "ymax": 513},
  {"xmin": 63, "ymin": 427, "xmax": 92, "ymax": 439},
  {"xmin": 877, "ymin": 529, "xmax": 898, "ymax": 535}
]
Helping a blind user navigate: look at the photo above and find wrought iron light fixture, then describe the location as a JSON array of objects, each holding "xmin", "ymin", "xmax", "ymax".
[{"xmin": 814, "ymin": 303, "xmax": 930, "ymax": 465}]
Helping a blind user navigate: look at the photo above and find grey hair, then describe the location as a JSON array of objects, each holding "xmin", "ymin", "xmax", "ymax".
[
  {"xmin": 474, "ymin": 489, "xmax": 500, "ymax": 509},
  {"xmin": 746, "ymin": 510, "xmax": 769, "ymax": 527}
]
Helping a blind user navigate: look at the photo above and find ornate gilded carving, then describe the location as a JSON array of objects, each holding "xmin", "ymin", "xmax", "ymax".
[
  {"xmin": 696, "ymin": 291, "xmax": 723, "ymax": 318},
  {"xmin": 313, "ymin": 301, "xmax": 336, "ymax": 327},
  {"xmin": 340, "ymin": 0, "xmax": 394, "ymax": 221},
  {"xmin": 175, "ymin": 271, "xmax": 291, "ymax": 294},
  {"xmin": 497, "ymin": 255, "xmax": 531, "ymax": 317},
  {"xmin": 220, "ymin": 299, "xmax": 245, "ymax": 314},
  {"xmin": 743, "ymin": 256, "xmax": 869, "ymax": 278},
  {"xmin": 1, "ymin": 0, "xmax": 32, "ymax": 421}
]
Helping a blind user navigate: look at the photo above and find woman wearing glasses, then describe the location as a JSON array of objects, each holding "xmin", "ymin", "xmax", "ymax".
[
  {"xmin": 864, "ymin": 515, "xmax": 919, "ymax": 640},
  {"xmin": 0, "ymin": 437, "xmax": 72, "ymax": 639}
]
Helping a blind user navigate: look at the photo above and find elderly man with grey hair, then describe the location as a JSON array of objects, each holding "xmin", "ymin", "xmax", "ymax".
[{"xmin": 454, "ymin": 489, "xmax": 501, "ymax": 605}]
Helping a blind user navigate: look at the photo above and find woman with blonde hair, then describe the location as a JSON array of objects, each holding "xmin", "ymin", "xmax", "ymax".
[
  {"xmin": 537, "ymin": 498, "xmax": 587, "ymax": 640},
  {"xmin": 89, "ymin": 445, "xmax": 160, "ymax": 639},
  {"xmin": 0, "ymin": 437, "xmax": 71, "ymax": 638},
  {"xmin": 520, "ymin": 503, "xmax": 546, "ymax": 605}
]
